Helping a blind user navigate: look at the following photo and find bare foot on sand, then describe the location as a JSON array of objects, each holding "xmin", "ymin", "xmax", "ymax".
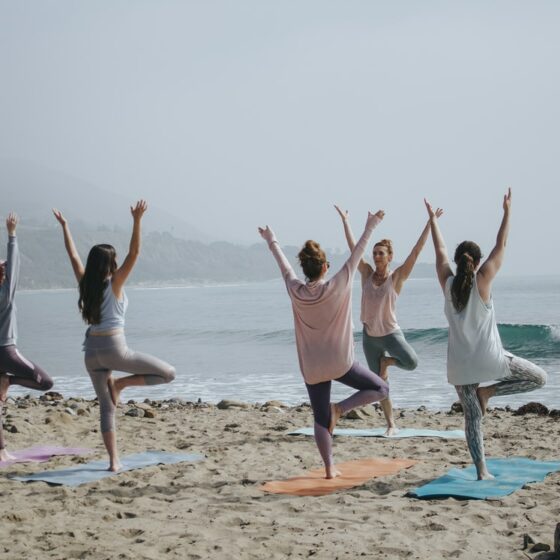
[
  {"xmin": 0, "ymin": 374, "xmax": 10, "ymax": 403},
  {"xmin": 108, "ymin": 376, "xmax": 121, "ymax": 407},
  {"xmin": 108, "ymin": 460, "xmax": 123, "ymax": 472},
  {"xmin": 0, "ymin": 448, "xmax": 16, "ymax": 462},
  {"xmin": 379, "ymin": 356, "xmax": 396, "ymax": 381},
  {"xmin": 476, "ymin": 385, "xmax": 495, "ymax": 417},
  {"xmin": 384, "ymin": 425, "xmax": 400, "ymax": 437},
  {"xmin": 328, "ymin": 403, "xmax": 342, "ymax": 435},
  {"xmin": 326, "ymin": 465, "xmax": 342, "ymax": 479}
]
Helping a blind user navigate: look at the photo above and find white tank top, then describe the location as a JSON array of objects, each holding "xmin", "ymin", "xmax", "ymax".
[
  {"xmin": 444, "ymin": 275, "xmax": 509, "ymax": 385},
  {"xmin": 360, "ymin": 270, "xmax": 400, "ymax": 337}
]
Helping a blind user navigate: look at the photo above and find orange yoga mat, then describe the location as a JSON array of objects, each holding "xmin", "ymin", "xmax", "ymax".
[{"xmin": 261, "ymin": 457, "xmax": 418, "ymax": 496}]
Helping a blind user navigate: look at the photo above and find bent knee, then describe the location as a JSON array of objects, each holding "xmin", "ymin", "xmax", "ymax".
[
  {"xmin": 399, "ymin": 353, "xmax": 418, "ymax": 371},
  {"xmin": 379, "ymin": 379, "xmax": 390, "ymax": 400},
  {"xmin": 534, "ymin": 368, "xmax": 547, "ymax": 388},
  {"xmin": 41, "ymin": 377, "xmax": 54, "ymax": 391},
  {"xmin": 164, "ymin": 366, "xmax": 176, "ymax": 383}
]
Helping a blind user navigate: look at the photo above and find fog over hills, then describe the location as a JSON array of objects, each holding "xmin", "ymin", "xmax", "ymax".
[
  {"xmin": 1, "ymin": 158, "xmax": 210, "ymax": 242},
  {"xmin": 1, "ymin": 159, "xmax": 436, "ymax": 289},
  {"xmin": 7, "ymin": 225, "xmax": 435, "ymax": 289}
]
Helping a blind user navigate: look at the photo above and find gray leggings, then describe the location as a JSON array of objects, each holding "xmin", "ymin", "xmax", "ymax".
[
  {"xmin": 455, "ymin": 353, "xmax": 547, "ymax": 465},
  {"xmin": 362, "ymin": 328, "xmax": 418, "ymax": 374},
  {"xmin": 84, "ymin": 334, "xmax": 175, "ymax": 433}
]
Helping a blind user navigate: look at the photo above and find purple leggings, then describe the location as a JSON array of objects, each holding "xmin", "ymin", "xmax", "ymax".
[
  {"xmin": 0, "ymin": 345, "xmax": 54, "ymax": 449},
  {"xmin": 305, "ymin": 361, "xmax": 389, "ymax": 467}
]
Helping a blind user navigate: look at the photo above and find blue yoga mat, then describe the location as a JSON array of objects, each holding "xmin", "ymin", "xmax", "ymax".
[
  {"xmin": 12, "ymin": 450, "xmax": 205, "ymax": 486},
  {"xmin": 410, "ymin": 457, "xmax": 560, "ymax": 500},
  {"xmin": 288, "ymin": 427, "xmax": 465, "ymax": 439}
]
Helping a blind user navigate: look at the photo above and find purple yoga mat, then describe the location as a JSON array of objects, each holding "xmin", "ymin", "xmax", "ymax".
[{"xmin": 0, "ymin": 445, "xmax": 92, "ymax": 468}]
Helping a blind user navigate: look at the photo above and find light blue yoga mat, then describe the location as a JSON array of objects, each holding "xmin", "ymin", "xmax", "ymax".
[
  {"xmin": 12, "ymin": 450, "xmax": 205, "ymax": 486},
  {"xmin": 410, "ymin": 457, "xmax": 560, "ymax": 500},
  {"xmin": 288, "ymin": 427, "xmax": 465, "ymax": 439}
]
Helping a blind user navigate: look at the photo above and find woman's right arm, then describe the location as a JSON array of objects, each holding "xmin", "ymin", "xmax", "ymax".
[
  {"xmin": 477, "ymin": 188, "xmax": 512, "ymax": 297},
  {"xmin": 52, "ymin": 209, "xmax": 85, "ymax": 283},
  {"xmin": 334, "ymin": 205, "xmax": 370, "ymax": 276},
  {"xmin": 345, "ymin": 210, "xmax": 385, "ymax": 273},
  {"xmin": 258, "ymin": 226, "xmax": 297, "ymax": 282},
  {"xmin": 424, "ymin": 199, "xmax": 452, "ymax": 291},
  {"xmin": 111, "ymin": 200, "xmax": 148, "ymax": 295}
]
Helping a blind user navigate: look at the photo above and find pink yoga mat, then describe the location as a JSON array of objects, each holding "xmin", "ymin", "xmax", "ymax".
[{"xmin": 0, "ymin": 445, "xmax": 92, "ymax": 468}]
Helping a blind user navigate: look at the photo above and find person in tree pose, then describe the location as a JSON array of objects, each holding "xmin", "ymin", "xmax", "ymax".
[
  {"xmin": 259, "ymin": 210, "xmax": 389, "ymax": 479},
  {"xmin": 425, "ymin": 189, "xmax": 546, "ymax": 479},
  {"xmin": 335, "ymin": 205, "xmax": 441, "ymax": 435},
  {"xmin": 53, "ymin": 201, "xmax": 175, "ymax": 471},
  {"xmin": 0, "ymin": 212, "xmax": 54, "ymax": 461}
]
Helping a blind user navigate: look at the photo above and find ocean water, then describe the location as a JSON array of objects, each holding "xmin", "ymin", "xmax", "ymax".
[{"xmin": 11, "ymin": 275, "xmax": 560, "ymax": 410}]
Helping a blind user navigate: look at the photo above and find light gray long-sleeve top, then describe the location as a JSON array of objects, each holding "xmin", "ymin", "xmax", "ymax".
[{"xmin": 0, "ymin": 236, "xmax": 20, "ymax": 346}]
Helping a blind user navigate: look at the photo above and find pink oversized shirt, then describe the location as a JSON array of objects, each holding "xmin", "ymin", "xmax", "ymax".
[{"xmin": 267, "ymin": 215, "xmax": 381, "ymax": 385}]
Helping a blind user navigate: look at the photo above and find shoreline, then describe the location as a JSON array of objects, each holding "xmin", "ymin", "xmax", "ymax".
[
  {"xmin": 16, "ymin": 272, "xmax": 560, "ymax": 293},
  {"xmin": 3, "ymin": 392, "xmax": 560, "ymax": 416}
]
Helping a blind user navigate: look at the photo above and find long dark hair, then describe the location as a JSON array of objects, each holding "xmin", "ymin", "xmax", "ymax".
[
  {"xmin": 79, "ymin": 244, "xmax": 117, "ymax": 324},
  {"xmin": 298, "ymin": 240, "xmax": 327, "ymax": 282},
  {"xmin": 451, "ymin": 241, "xmax": 482, "ymax": 312}
]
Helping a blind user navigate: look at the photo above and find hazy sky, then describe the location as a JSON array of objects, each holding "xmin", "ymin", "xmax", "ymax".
[{"xmin": 1, "ymin": 1, "xmax": 559, "ymax": 275}]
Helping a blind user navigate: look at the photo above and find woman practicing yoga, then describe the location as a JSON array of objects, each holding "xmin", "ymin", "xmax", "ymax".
[
  {"xmin": 425, "ymin": 189, "xmax": 546, "ymax": 479},
  {"xmin": 335, "ymin": 205, "xmax": 440, "ymax": 435},
  {"xmin": 259, "ymin": 210, "xmax": 389, "ymax": 479},
  {"xmin": 53, "ymin": 201, "xmax": 175, "ymax": 471},
  {"xmin": 0, "ymin": 213, "xmax": 54, "ymax": 461}
]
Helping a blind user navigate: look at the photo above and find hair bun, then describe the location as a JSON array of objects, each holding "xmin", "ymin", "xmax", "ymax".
[{"xmin": 298, "ymin": 240, "xmax": 327, "ymax": 281}]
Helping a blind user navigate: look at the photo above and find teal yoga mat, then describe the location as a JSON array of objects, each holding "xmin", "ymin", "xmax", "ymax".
[
  {"xmin": 410, "ymin": 457, "xmax": 560, "ymax": 499},
  {"xmin": 288, "ymin": 427, "xmax": 465, "ymax": 439},
  {"xmin": 12, "ymin": 451, "xmax": 205, "ymax": 486}
]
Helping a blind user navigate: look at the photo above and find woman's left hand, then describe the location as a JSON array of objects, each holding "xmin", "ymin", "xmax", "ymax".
[
  {"xmin": 131, "ymin": 200, "xmax": 148, "ymax": 220},
  {"xmin": 503, "ymin": 187, "xmax": 512, "ymax": 212},
  {"xmin": 258, "ymin": 226, "xmax": 277, "ymax": 244},
  {"xmin": 6, "ymin": 212, "xmax": 18, "ymax": 235},
  {"xmin": 334, "ymin": 205, "xmax": 349, "ymax": 221},
  {"xmin": 424, "ymin": 199, "xmax": 443, "ymax": 219}
]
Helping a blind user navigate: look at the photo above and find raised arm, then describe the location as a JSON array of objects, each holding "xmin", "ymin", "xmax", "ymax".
[
  {"xmin": 334, "ymin": 205, "xmax": 370, "ymax": 276},
  {"xmin": 258, "ymin": 226, "xmax": 297, "ymax": 282},
  {"xmin": 345, "ymin": 210, "xmax": 384, "ymax": 273},
  {"xmin": 4, "ymin": 213, "xmax": 20, "ymax": 301},
  {"xmin": 52, "ymin": 209, "xmax": 85, "ymax": 283},
  {"xmin": 477, "ymin": 188, "xmax": 511, "ymax": 296},
  {"xmin": 393, "ymin": 211, "xmax": 443, "ymax": 293},
  {"xmin": 111, "ymin": 200, "xmax": 147, "ymax": 295},
  {"xmin": 424, "ymin": 199, "xmax": 452, "ymax": 291}
]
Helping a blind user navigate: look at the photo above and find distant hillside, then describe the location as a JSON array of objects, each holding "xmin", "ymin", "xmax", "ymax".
[
  {"xmin": 1, "ymin": 158, "xmax": 438, "ymax": 288},
  {"xmin": 0, "ymin": 158, "xmax": 210, "ymax": 242},
  {"xmin": 6, "ymin": 225, "xmax": 436, "ymax": 289}
]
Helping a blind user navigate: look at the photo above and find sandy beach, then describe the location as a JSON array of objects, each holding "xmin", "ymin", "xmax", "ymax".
[{"xmin": 1, "ymin": 395, "xmax": 559, "ymax": 560}]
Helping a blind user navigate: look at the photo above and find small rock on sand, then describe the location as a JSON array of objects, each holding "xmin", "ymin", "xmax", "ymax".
[
  {"xmin": 217, "ymin": 400, "xmax": 250, "ymax": 410},
  {"xmin": 515, "ymin": 402, "xmax": 549, "ymax": 416}
]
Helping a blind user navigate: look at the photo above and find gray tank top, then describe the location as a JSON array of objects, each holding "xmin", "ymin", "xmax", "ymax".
[{"xmin": 88, "ymin": 280, "xmax": 128, "ymax": 333}]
